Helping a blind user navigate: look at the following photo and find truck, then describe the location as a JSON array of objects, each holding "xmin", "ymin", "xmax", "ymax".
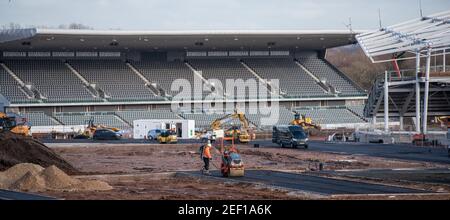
[{"xmin": 272, "ymin": 125, "xmax": 309, "ymax": 149}]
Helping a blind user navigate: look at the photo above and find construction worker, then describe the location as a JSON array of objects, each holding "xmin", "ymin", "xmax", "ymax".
[{"xmin": 202, "ymin": 143, "xmax": 212, "ymax": 174}]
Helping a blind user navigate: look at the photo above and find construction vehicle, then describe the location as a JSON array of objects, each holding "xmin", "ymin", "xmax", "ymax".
[
  {"xmin": 272, "ymin": 125, "xmax": 309, "ymax": 149},
  {"xmin": 219, "ymin": 145, "xmax": 244, "ymax": 177},
  {"xmin": 77, "ymin": 117, "xmax": 121, "ymax": 139},
  {"xmin": 436, "ymin": 116, "xmax": 450, "ymax": 156},
  {"xmin": 157, "ymin": 129, "xmax": 178, "ymax": 144},
  {"xmin": 290, "ymin": 112, "xmax": 321, "ymax": 134},
  {"xmin": 0, "ymin": 112, "xmax": 31, "ymax": 136},
  {"xmin": 210, "ymin": 111, "xmax": 253, "ymax": 143}
]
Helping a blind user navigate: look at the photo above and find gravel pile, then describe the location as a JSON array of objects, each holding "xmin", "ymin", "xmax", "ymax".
[{"xmin": 0, "ymin": 163, "xmax": 112, "ymax": 192}]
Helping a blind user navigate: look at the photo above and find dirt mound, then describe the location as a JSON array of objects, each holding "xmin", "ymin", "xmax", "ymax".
[
  {"xmin": 10, "ymin": 171, "xmax": 46, "ymax": 192},
  {"xmin": 40, "ymin": 165, "xmax": 81, "ymax": 189},
  {"xmin": 0, "ymin": 163, "xmax": 112, "ymax": 192},
  {"xmin": 0, "ymin": 163, "xmax": 44, "ymax": 188},
  {"xmin": 0, "ymin": 131, "xmax": 78, "ymax": 174}
]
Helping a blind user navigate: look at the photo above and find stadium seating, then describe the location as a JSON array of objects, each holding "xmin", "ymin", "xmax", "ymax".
[
  {"xmin": 297, "ymin": 57, "xmax": 363, "ymax": 96},
  {"xmin": 181, "ymin": 106, "xmax": 294, "ymax": 130},
  {"xmin": 20, "ymin": 112, "xmax": 61, "ymax": 126},
  {"xmin": 0, "ymin": 58, "xmax": 365, "ymax": 104},
  {"xmin": 346, "ymin": 105, "xmax": 366, "ymax": 119},
  {"xmin": 68, "ymin": 60, "xmax": 161, "ymax": 101},
  {"xmin": 116, "ymin": 110, "xmax": 181, "ymax": 124},
  {"xmin": 0, "ymin": 65, "xmax": 34, "ymax": 103},
  {"xmin": 294, "ymin": 106, "xmax": 365, "ymax": 124},
  {"xmin": 242, "ymin": 106, "xmax": 293, "ymax": 128},
  {"xmin": 54, "ymin": 112, "xmax": 129, "ymax": 129},
  {"xmin": 4, "ymin": 60, "xmax": 99, "ymax": 102},
  {"xmin": 131, "ymin": 60, "xmax": 201, "ymax": 99},
  {"xmin": 188, "ymin": 59, "xmax": 265, "ymax": 99},
  {"xmin": 243, "ymin": 58, "xmax": 329, "ymax": 98},
  {"xmin": 180, "ymin": 111, "xmax": 241, "ymax": 130}
]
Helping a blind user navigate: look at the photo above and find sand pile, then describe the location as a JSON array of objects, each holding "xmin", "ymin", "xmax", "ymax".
[
  {"xmin": 0, "ymin": 163, "xmax": 44, "ymax": 188},
  {"xmin": 0, "ymin": 131, "xmax": 78, "ymax": 174},
  {"xmin": 0, "ymin": 163, "xmax": 112, "ymax": 192}
]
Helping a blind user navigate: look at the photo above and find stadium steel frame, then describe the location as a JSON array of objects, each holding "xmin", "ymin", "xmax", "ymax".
[{"xmin": 357, "ymin": 10, "xmax": 450, "ymax": 134}]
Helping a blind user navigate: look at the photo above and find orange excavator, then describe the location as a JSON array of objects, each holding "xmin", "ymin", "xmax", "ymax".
[{"xmin": 0, "ymin": 111, "xmax": 31, "ymax": 136}]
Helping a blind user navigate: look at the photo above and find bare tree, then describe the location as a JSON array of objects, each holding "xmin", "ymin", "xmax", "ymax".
[
  {"xmin": 67, "ymin": 23, "xmax": 93, "ymax": 30},
  {"xmin": 1, "ymin": 22, "xmax": 22, "ymax": 30},
  {"xmin": 327, "ymin": 45, "xmax": 390, "ymax": 90}
]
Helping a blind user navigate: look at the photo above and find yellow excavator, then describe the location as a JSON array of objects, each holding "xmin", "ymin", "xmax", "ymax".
[
  {"xmin": 290, "ymin": 112, "xmax": 321, "ymax": 134},
  {"xmin": 435, "ymin": 116, "xmax": 450, "ymax": 157},
  {"xmin": 210, "ymin": 110, "xmax": 253, "ymax": 143},
  {"xmin": 0, "ymin": 112, "xmax": 31, "ymax": 136},
  {"xmin": 79, "ymin": 117, "xmax": 121, "ymax": 138},
  {"xmin": 436, "ymin": 116, "xmax": 450, "ymax": 128}
]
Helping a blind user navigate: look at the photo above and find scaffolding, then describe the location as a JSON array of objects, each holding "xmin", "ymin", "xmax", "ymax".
[{"xmin": 357, "ymin": 10, "xmax": 450, "ymax": 134}]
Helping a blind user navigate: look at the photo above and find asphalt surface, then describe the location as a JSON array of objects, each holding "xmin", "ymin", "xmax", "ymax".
[
  {"xmin": 251, "ymin": 140, "xmax": 450, "ymax": 164},
  {"xmin": 328, "ymin": 168, "xmax": 450, "ymax": 185},
  {"xmin": 0, "ymin": 189, "xmax": 56, "ymax": 200},
  {"xmin": 43, "ymin": 138, "xmax": 450, "ymax": 164},
  {"xmin": 183, "ymin": 170, "xmax": 428, "ymax": 195}
]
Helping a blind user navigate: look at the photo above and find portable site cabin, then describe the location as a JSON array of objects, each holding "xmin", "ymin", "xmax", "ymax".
[{"xmin": 133, "ymin": 119, "xmax": 195, "ymax": 139}]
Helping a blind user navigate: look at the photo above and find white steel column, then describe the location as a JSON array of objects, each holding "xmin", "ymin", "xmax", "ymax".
[
  {"xmin": 444, "ymin": 49, "xmax": 446, "ymax": 72},
  {"xmin": 399, "ymin": 115, "xmax": 404, "ymax": 131},
  {"xmin": 384, "ymin": 71, "xmax": 389, "ymax": 132},
  {"xmin": 422, "ymin": 48, "xmax": 432, "ymax": 134},
  {"xmin": 415, "ymin": 51, "xmax": 421, "ymax": 133}
]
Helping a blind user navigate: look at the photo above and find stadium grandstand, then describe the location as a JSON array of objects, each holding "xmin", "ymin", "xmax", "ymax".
[{"xmin": 0, "ymin": 29, "xmax": 368, "ymax": 132}]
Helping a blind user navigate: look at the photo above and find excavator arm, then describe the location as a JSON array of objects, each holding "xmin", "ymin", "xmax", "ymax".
[{"xmin": 210, "ymin": 110, "xmax": 253, "ymax": 143}]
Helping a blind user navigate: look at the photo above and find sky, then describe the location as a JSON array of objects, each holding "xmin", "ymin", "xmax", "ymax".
[{"xmin": 0, "ymin": 0, "xmax": 450, "ymax": 30}]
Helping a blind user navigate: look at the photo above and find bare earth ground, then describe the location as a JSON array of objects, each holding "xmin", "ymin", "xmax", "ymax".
[
  {"xmin": 51, "ymin": 143, "xmax": 443, "ymax": 174},
  {"xmin": 44, "ymin": 174, "xmax": 302, "ymax": 200},
  {"xmin": 39, "ymin": 143, "xmax": 450, "ymax": 200}
]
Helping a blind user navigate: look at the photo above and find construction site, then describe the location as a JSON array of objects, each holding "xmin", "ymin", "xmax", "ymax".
[{"xmin": 1, "ymin": 8, "xmax": 450, "ymax": 200}]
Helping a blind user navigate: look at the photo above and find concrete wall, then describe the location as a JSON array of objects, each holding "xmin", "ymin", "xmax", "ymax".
[{"xmin": 0, "ymin": 94, "xmax": 9, "ymax": 111}]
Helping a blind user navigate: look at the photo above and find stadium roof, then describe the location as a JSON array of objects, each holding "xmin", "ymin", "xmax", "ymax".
[
  {"xmin": 0, "ymin": 28, "xmax": 359, "ymax": 51},
  {"xmin": 357, "ymin": 10, "xmax": 450, "ymax": 63}
]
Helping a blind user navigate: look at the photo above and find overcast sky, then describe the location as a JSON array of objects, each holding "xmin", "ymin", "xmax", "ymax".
[{"xmin": 1, "ymin": 0, "xmax": 449, "ymax": 30}]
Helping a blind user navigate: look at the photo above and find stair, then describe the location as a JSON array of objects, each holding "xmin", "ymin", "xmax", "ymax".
[
  {"xmin": 64, "ymin": 62, "xmax": 100, "ymax": 98},
  {"xmin": 184, "ymin": 61, "xmax": 225, "ymax": 98},
  {"xmin": 113, "ymin": 114, "xmax": 132, "ymax": 127},
  {"xmin": 125, "ymin": 62, "xmax": 161, "ymax": 97},
  {"xmin": 346, "ymin": 108, "xmax": 368, "ymax": 122},
  {"xmin": 364, "ymin": 78, "xmax": 384, "ymax": 117},
  {"xmin": 294, "ymin": 61, "xmax": 332, "ymax": 94},
  {"xmin": 0, "ymin": 63, "xmax": 35, "ymax": 99},
  {"xmin": 49, "ymin": 114, "xmax": 64, "ymax": 125},
  {"xmin": 240, "ymin": 61, "xmax": 283, "ymax": 97}
]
